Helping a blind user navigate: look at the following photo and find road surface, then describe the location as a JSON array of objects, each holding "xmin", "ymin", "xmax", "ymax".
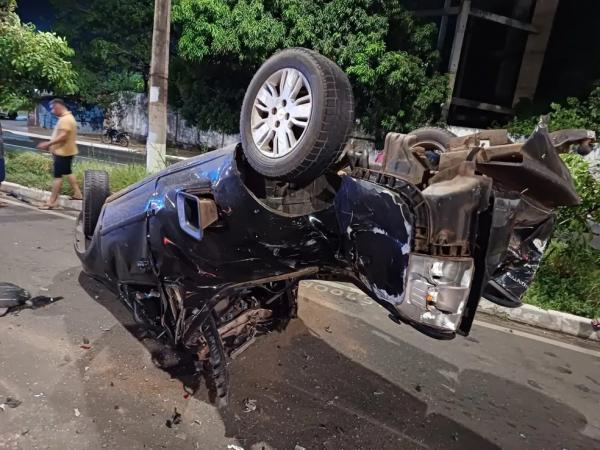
[{"xmin": 0, "ymin": 199, "xmax": 599, "ymax": 449}]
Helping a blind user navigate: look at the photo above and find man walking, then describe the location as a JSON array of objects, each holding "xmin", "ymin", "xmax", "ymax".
[{"xmin": 36, "ymin": 99, "xmax": 82, "ymax": 209}]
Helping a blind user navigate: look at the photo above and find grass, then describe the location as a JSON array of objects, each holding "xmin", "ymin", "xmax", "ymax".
[{"xmin": 4, "ymin": 151, "xmax": 148, "ymax": 195}]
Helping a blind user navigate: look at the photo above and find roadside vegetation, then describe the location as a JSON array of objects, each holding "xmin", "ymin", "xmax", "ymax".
[
  {"xmin": 523, "ymin": 154, "xmax": 600, "ymax": 318},
  {"xmin": 0, "ymin": 0, "xmax": 77, "ymax": 111},
  {"xmin": 506, "ymin": 89, "xmax": 600, "ymax": 317},
  {"xmin": 4, "ymin": 151, "xmax": 147, "ymax": 194},
  {"xmin": 507, "ymin": 86, "xmax": 600, "ymax": 136}
]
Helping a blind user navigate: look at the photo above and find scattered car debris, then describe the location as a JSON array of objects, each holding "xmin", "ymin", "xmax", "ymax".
[
  {"xmin": 0, "ymin": 397, "xmax": 22, "ymax": 410},
  {"xmin": 227, "ymin": 445, "xmax": 245, "ymax": 450},
  {"xmin": 74, "ymin": 408, "xmax": 81, "ymax": 417},
  {"xmin": 242, "ymin": 398, "xmax": 257, "ymax": 413},
  {"xmin": 80, "ymin": 345, "xmax": 92, "ymax": 350},
  {"xmin": 7, "ymin": 191, "xmax": 32, "ymax": 204},
  {"xmin": 166, "ymin": 408, "xmax": 182, "ymax": 428},
  {"xmin": 294, "ymin": 445, "xmax": 307, "ymax": 450},
  {"xmin": 0, "ymin": 282, "xmax": 62, "ymax": 317},
  {"xmin": 324, "ymin": 326, "xmax": 332, "ymax": 333}
]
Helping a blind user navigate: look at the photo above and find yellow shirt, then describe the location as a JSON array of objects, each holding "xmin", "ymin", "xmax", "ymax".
[{"xmin": 50, "ymin": 112, "xmax": 78, "ymax": 156}]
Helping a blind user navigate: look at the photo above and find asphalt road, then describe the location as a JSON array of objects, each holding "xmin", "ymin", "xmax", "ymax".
[{"xmin": 1, "ymin": 199, "xmax": 599, "ymax": 450}]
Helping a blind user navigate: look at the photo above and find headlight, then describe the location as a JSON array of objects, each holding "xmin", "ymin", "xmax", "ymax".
[{"xmin": 398, "ymin": 254, "xmax": 474, "ymax": 332}]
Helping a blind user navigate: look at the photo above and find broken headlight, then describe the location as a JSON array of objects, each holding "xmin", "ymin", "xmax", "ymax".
[{"xmin": 398, "ymin": 254, "xmax": 474, "ymax": 332}]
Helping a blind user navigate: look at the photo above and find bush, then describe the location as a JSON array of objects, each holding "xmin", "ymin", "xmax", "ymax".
[
  {"xmin": 4, "ymin": 151, "xmax": 147, "ymax": 194},
  {"xmin": 508, "ymin": 86, "xmax": 600, "ymax": 136},
  {"xmin": 523, "ymin": 154, "xmax": 600, "ymax": 318}
]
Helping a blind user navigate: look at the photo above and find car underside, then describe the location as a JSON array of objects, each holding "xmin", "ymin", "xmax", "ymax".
[{"xmin": 74, "ymin": 48, "xmax": 582, "ymax": 406}]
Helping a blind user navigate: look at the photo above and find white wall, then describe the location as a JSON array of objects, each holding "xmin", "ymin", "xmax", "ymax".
[{"xmin": 111, "ymin": 93, "xmax": 239, "ymax": 149}]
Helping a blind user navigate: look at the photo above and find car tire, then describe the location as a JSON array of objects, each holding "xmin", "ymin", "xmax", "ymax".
[
  {"xmin": 83, "ymin": 170, "xmax": 110, "ymax": 237},
  {"xmin": 409, "ymin": 127, "xmax": 456, "ymax": 153},
  {"xmin": 240, "ymin": 48, "xmax": 354, "ymax": 184}
]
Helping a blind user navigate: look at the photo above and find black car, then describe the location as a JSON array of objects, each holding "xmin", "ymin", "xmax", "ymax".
[{"xmin": 75, "ymin": 49, "xmax": 580, "ymax": 406}]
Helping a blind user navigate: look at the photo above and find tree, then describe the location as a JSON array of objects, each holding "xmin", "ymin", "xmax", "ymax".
[
  {"xmin": 49, "ymin": 0, "xmax": 153, "ymax": 107},
  {"xmin": 171, "ymin": 0, "xmax": 447, "ymax": 140},
  {"xmin": 0, "ymin": 0, "xmax": 77, "ymax": 110}
]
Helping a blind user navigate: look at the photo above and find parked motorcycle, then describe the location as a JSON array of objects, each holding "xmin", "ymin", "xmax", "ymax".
[{"xmin": 101, "ymin": 127, "xmax": 130, "ymax": 147}]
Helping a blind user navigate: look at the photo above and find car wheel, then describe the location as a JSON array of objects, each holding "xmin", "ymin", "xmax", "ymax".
[
  {"xmin": 408, "ymin": 127, "xmax": 456, "ymax": 168},
  {"xmin": 82, "ymin": 170, "xmax": 110, "ymax": 237},
  {"xmin": 240, "ymin": 48, "xmax": 354, "ymax": 184}
]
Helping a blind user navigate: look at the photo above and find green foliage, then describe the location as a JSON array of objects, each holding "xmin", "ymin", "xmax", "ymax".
[
  {"xmin": 171, "ymin": 0, "xmax": 447, "ymax": 139},
  {"xmin": 0, "ymin": 0, "xmax": 77, "ymax": 109},
  {"xmin": 508, "ymin": 86, "xmax": 600, "ymax": 137},
  {"xmin": 523, "ymin": 155, "xmax": 600, "ymax": 318},
  {"xmin": 50, "ymin": 0, "xmax": 153, "ymax": 107},
  {"xmin": 4, "ymin": 151, "xmax": 147, "ymax": 194}
]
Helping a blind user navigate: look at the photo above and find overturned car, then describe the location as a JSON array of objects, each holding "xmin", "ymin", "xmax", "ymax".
[{"xmin": 75, "ymin": 48, "xmax": 580, "ymax": 406}]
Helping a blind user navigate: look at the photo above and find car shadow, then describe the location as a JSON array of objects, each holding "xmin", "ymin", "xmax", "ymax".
[{"xmin": 77, "ymin": 272, "xmax": 597, "ymax": 449}]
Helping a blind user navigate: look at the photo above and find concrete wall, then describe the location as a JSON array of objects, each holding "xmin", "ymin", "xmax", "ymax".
[
  {"xmin": 36, "ymin": 94, "xmax": 239, "ymax": 150},
  {"xmin": 109, "ymin": 94, "xmax": 239, "ymax": 149},
  {"xmin": 36, "ymin": 99, "xmax": 104, "ymax": 133}
]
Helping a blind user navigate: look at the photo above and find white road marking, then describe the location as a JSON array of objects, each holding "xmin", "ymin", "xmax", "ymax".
[
  {"xmin": 473, "ymin": 320, "xmax": 600, "ymax": 358},
  {"xmin": 1, "ymin": 197, "xmax": 77, "ymax": 221}
]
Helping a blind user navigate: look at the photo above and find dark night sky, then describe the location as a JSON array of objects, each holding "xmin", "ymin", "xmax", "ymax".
[{"xmin": 16, "ymin": 0, "xmax": 55, "ymax": 30}]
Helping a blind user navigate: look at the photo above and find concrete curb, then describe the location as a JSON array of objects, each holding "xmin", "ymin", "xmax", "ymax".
[
  {"xmin": 300, "ymin": 281, "xmax": 599, "ymax": 341},
  {"xmin": 0, "ymin": 181, "xmax": 82, "ymax": 211},
  {"xmin": 477, "ymin": 299, "xmax": 599, "ymax": 342}
]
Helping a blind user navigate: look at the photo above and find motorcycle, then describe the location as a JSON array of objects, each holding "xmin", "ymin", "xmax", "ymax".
[{"xmin": 101, "ymin": 127, "xmax": 130, "ymax": 147}]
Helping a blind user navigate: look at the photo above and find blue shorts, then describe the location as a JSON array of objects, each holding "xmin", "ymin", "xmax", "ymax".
[{"xmin": 0, "ymin": 157, "xmax": 5, "ymax": 183}]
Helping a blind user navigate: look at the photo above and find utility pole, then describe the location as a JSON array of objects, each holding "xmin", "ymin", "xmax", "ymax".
[{"xmin": 146, "ymin": 0, "xmax": 171, "ymax": 173}]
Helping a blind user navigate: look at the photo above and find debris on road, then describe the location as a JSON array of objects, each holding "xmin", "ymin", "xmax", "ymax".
[
  {"xmin": 74, "ymin": 408, "xmax": 81, "ymax": 417},
  {"xmin": 227, "ymin": 445, "xmax": 245, "ymax": 450},
  {"xmin": 0, "ymin": 282, "xmax": 63, "ymax": 317},
  {"xmin": 166, "ymin": 408, "xmax": 182, "ymax": 428},
  {"xmin": 242, "ymin": 398, "xmax": 257, "ymax": 413},
  {"xmin": 0, "ymin": 396, "xmax": 22, "ymax": 410}
]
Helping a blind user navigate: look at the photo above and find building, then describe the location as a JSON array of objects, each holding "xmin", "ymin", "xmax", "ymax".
[{"xmin": 408, "ymin": 0, "xmax": 598, "ymax": 128}]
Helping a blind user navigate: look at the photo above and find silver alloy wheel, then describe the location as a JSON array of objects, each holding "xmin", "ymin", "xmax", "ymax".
[{"xmin": 251, "ymin": 68, "xmax": 313, "ymax": 158}]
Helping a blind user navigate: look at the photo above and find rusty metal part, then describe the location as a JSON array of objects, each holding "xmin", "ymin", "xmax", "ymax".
[
  {"xmin": 448, "ymin": 129, "xmax": 511, "ymax": 151},
  {"xmin": 197, "ymin": 308, "xmax": 273, "ymax": 359},
  {"xmin": 381, "ymin": 132, "xmax": 427, "ymax": 185},
  {"xmin": 219, "ymin": 308, "xmax": 273, "ymax": 339},
  {"xmin": 549, "ymin": 129, "xmax": 596, "ymax": 149}
]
